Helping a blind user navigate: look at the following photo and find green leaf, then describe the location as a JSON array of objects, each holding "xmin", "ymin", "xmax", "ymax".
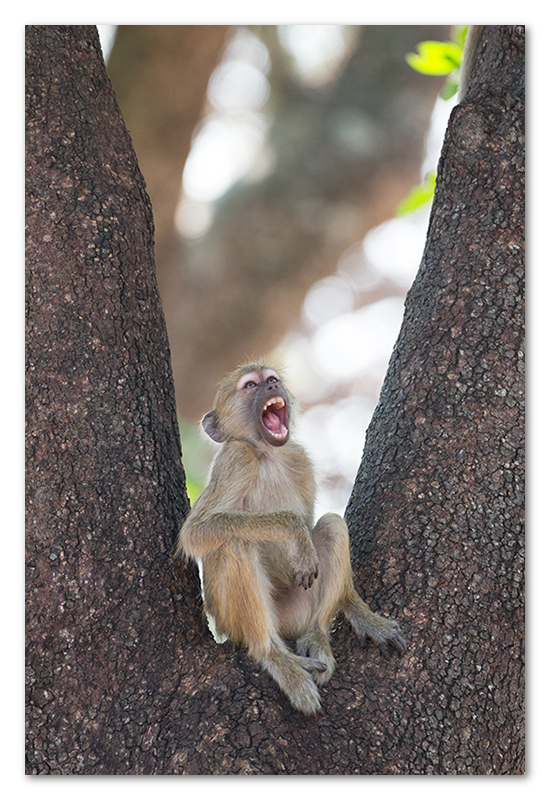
[
  {"xmin": 396, "ymin": 171, "xmax": 437, "ymax": 215},
  {"xmin": 453, "ymin": 25, "xmax": 469, "ymax": 48},
  {"xmin": 406, "ymin": 40, "xmax": 462, "ymax": 76},
  {"xmin": 441, "ymin": 75, "xmax": 459, "ymax": 101}
]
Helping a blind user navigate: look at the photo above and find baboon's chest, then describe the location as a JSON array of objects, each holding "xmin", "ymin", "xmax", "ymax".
[{"xmin": 243, "ymin": 455, "xmax": 308, "ymax": 516}]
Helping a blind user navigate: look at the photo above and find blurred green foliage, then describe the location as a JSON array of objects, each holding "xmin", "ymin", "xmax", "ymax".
[
  {"xmin": 179, "ymin": 417, "xmax": 210, "ymax": 505},
  {"xmin": 396, "ymin": 170, "xmax": 437, "ymax": 216},
  {"xmin": 406, "ymin": 25, "xmax": 468, "ymax": 98},
  {"xmin": 405, "ymin": 40, "xmax": 462, "ymax": 75}
]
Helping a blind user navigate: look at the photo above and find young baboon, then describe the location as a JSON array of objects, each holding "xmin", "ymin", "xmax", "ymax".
[{"xmin": 177, "ymin": 361, "xmax": 405, "ymax": 713}]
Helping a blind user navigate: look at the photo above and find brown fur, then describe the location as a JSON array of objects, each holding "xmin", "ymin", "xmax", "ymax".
[{"xmin": 177, "ymin": 362, "xmax": 405, "ymax": 713}]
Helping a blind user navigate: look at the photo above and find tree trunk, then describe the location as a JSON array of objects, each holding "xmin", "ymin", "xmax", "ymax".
[
  {"xmin": 345, "ymin": 25, "xmax": 525, "ymax": 773},
  {"xmin": 25, "ymin": 25, "xmax": 191, "ymax": 774},
  {"xmin": 26, "ymin": 25, "xmax": 524, "ymax": 775}
]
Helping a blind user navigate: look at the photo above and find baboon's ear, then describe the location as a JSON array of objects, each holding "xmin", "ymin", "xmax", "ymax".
[{"xmin": 202, "ymin": 410, "xmax": 227, "ymax": 443}]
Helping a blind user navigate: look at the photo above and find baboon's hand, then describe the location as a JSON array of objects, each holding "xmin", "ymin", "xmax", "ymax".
[
  {"xmin": 288, "ymin": 534, "xmax": 319, "ymax": 589},
  {"xmin": 293, "ymin": 560, "xmax": 319, "ymax": 589}
]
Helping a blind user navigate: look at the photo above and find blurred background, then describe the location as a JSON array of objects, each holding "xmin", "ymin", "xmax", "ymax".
[{"xmin": 99, "ymin": 24, "xmax": 461, "ymax": 515}]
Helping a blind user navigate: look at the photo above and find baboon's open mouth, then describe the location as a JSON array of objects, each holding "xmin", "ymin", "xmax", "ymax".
[{"xmin": 261, "ymin": 397, "xmax": 289, "ymax": 441}]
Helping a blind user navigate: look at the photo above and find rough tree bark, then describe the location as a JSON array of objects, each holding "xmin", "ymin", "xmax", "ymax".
[
  {"xmin": 108, "ymin": 25, "xmax": 450, "ymax": 419},
  {"xmin": 25, "ymin": 26, "xmax": 192, "ymax": 773},
  {"xmin": 345, "ymin": 25, "xmax": 525, "ymax": 773},
  {"xmin": 26, "ymin": 25, "xmax": 524, "ymax": 775}
]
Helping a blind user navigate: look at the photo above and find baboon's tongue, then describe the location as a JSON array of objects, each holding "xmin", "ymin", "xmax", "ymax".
[{"xmin": 263, "ymin": 410, "xmax": 283, "ymax": 433}]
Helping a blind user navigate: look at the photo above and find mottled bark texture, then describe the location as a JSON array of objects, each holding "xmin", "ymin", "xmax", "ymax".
[
  {"xmin": 25, "ymin": 26, "xmax": 190, "ymax": 773},
  {"xmin": 26, "ymin": 25, "xmax": 524, "ymax": 775},
  {"xmin": 346, "ymin": 25, "xmax": 525, "ymax": 773},
  {"xmin": 109, "ymin": 25, "xmax": 450, "ymax": 419}
]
